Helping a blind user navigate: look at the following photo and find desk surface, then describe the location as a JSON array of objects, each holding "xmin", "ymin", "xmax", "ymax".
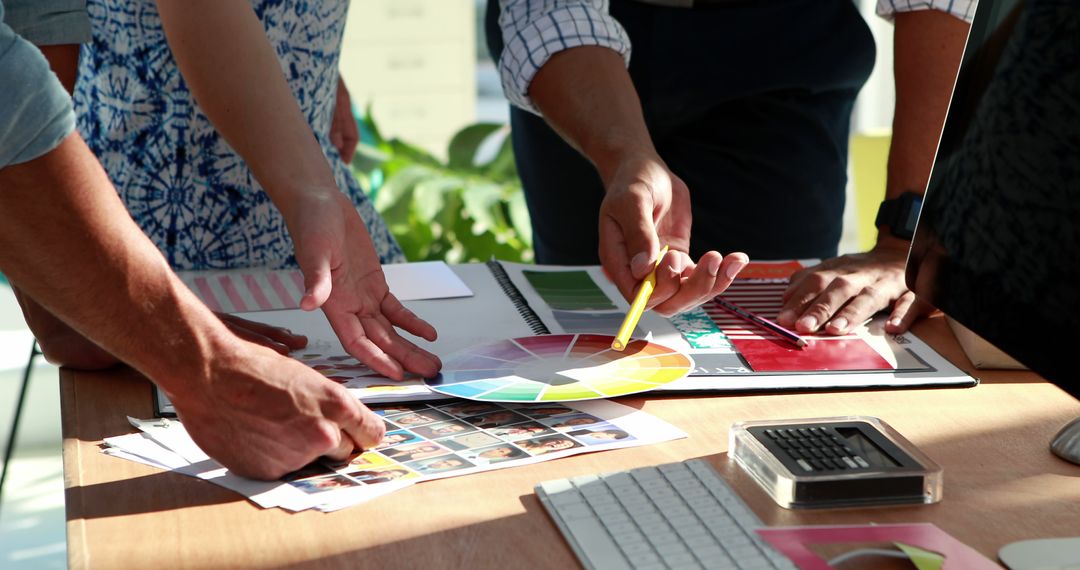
[{"xmin": 62, "ymin": 317, "xmax": 1080, "ymax": 569}]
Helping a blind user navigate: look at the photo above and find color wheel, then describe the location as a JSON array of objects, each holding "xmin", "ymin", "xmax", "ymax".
[{"xmin": 425, "ymin": 334, "xmax": 694, "ymax": 402}]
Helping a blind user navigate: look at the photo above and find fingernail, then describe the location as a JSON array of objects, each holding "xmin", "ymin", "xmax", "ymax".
[
  {"xmin": 669, "ymin": 255, "xmax": 684, "ymax": 274},
  {"xmin": 724, "ymin": 259, "xmax": 747, "ymax": 280},
  {"xmin": 631, "ymin": 252, "xmax": 650, "ymax": 274},
  {"xmin": 830, "ymin": 317, "xmax": 848, "ymax": 332},
  {"xmin": 707, "ymin": 257, "xmax": 721, "ymax": 277},
  {"xmin": 797, "ymin": 316, "xmax": 818, "ymax": 332},
  {"xmin": 888, "ymin": 317, "xmax": 902, "ymax": 328}
]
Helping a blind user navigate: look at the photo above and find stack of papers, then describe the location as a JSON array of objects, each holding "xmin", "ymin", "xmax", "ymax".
[{"xmin": 105, "ymin": 399, "xmax": 686, "ymax": 512}]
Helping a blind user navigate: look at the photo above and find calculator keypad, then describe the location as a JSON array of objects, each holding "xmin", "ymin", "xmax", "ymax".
[{"xmin": 760, "ymin": 427, "xmax": 869, "ymax": 473}]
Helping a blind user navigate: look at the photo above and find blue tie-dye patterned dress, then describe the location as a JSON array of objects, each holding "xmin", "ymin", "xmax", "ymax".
[{"xmin": 73, "ymin": 0, "xmax": 403, "ymax": 270}]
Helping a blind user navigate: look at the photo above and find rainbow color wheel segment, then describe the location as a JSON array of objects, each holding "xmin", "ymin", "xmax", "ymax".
[{"xmin": 425, "ymin": 334, "xmax": 694, "ymax": 402}]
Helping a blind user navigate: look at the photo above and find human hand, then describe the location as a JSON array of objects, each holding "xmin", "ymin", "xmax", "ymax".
[
  {"xmin": 776, "ymin": 239, "xmax": 935, "ymax": 335},
  {"xmin": 169, "ymin": 338, "xmax": 385, "ymax": 480},
  {"xmin": 289, "ymin": 190, "xmax": 441, "ymax": 380},
  {"xmin": 330, "ymin": 77, "xmax": 359, "ymax": 161},
  {"xmin": 597, "ymin": 153, "xmax": 748, "ymax": 316},
  {"xmin": 216, "ymin": 312, "xmax": 309, "ymax": 355}
]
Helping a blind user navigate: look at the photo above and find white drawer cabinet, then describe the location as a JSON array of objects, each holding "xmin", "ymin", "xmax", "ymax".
[{"xmin": 340, "ymin": 0, "xmax": 477, "ymax": 159}]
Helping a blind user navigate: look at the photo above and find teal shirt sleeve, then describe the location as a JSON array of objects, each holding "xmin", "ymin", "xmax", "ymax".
[
  {"xmin": 0, "ymin": 1, "xmax": 77, "ymax": 169},
  {"xmin": 1, "ymin": 0, "xmax": 90, "ymax": 46}
]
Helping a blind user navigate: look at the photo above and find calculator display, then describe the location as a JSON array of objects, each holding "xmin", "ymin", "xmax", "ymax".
[{"xmin": 836, "ymin": 427, "xmax": 899, "ymax": 468}]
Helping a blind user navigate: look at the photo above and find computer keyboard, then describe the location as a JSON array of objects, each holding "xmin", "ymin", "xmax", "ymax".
[{"xmin": 535, "ymin": 459, "xmax": 795, "ymax": 570}]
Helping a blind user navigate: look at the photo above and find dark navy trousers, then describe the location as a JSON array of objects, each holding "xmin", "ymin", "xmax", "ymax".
[{"xmin": 486, "ymin": 0, "xmax": 876, "ymax": 263}]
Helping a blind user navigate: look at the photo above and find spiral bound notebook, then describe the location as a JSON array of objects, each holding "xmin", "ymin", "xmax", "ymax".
[
  {"xmin": 485, "ymin": 260, "xmax": 550, "ymax": 335},
  {"xmin": 163, "ymin": 260, "xmax": 974, "ymax": 413}
]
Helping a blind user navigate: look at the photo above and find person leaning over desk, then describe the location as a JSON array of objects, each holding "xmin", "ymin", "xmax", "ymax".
[
  {"xmin": 487, "ymin": 0, "xmax": 972, "ymax": 329},
  {"xmin": 0, "ymin": 0, "xmax": 386, "ymax": 481},
  {"xmin": 7, "ymin": 0, "xmax": 443, "ymax": 383}
]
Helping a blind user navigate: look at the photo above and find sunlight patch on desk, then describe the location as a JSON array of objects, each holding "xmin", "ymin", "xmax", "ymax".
[{"xmin": 0, "ymin": 453, "xmax": 67, "ymax": 570}]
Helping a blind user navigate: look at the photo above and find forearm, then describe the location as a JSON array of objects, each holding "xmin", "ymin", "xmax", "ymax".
[
  {"xmin": 529, "ymin": 46, "xmax": 656, "ymax": 185},
  {"xmin": 885, "ymin": 11, "xmax": 969, "ymax": 204},
  {"xmin": 154, "ymin": 0, "xmax": 338, "ymax": 216},
  {"xmin": 0, "ymin": 134, "xmax": 237, "ymax": 400}
]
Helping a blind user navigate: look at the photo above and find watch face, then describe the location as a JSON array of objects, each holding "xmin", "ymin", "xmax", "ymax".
[{"xmin": 899, "ymin": 196, "xmax": 922, "ymax": 239}]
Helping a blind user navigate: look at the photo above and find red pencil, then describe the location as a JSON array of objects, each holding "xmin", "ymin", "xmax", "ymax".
[{"xmin": 715, "ymin": 297, "xmax": 808, "ymax": 348}]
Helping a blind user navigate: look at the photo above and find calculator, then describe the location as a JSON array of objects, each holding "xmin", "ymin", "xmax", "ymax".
[{"xmin": 730, "ymin": 416, "xmax": 942, "ymax": 509}]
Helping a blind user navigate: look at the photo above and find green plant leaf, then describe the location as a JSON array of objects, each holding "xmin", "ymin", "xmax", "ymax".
[
  {"xmin": 364, "ymin": 119, "xmax": 533, "ymax": 263},
  {"xmin": 414, "ymin": 177, "xmax": 463, "ymax": 223},
  {"xmin": 350, "ymin": 142, "xmax": 389, "ymax": 175},
  {"xmin": 462, "ymin": 182, "xmax": 505, "ymax": 234},
  {"xmin": 388, "ymin": 139, "xmax": 441, "ymax": 168},
  {"xmin": 374, "ymin": 164, "xmax": 430, "ymax": 213},
  {"xmin": 447, "ymin": 123, "xmax": 504, "ymax": 171},
  {"xmin": 481, "ymin": 131, "xmax": 519, "ymax": 182},
  {"xmin": 359, "ymin": 104, "xmax": 386, "ymax": 146},
  {"xmin": 506, "ymin": 186, "xmax": 533, "ymax": 248}
]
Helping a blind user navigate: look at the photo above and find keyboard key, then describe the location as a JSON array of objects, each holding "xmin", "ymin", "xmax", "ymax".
[
  {"xmin": 561, "ymin": 514, "xmax": 628, "ymax": 567},
  {"xmin": 621, "ymin": 541, "xmax": 655, "ymax": 556},
  {"xmin": 558, "ymin": 503, "xmax": 595, "ymax": 521},
  {"xmin": 537, "ymin": 459, "xmax": 789, "ymax": 570},
  {"xmin": 662, "ymin": 551, "xmax": 697, "ymax": 566},
  {"xmin": 612, "ymin": 529, "xmax": 645, "ymax": 547}
]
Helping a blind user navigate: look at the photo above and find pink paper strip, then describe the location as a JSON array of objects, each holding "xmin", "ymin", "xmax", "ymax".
[
  {"xmin": 266, "ymin": 271, "xmax": 299, "ymax": 309},
  {"xmin": 218, "ymin": 275, "xmax": 249, "ymax": 313},
  {"xmin": 242, "ymin": 274, "xmax": 274, "ymax": 311},
  {"xmin": 289, "ymin": 270, "xmax": 306, "ymax": 299},
  {"xmin": 193, "ymin": 277, "xmax": 223, "ymax": 312}
]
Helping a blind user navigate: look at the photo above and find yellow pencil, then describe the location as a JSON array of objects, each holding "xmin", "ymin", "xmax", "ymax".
[{"xmin": 612, "ymin": 245, "xmax": 669, "ymax": 351}]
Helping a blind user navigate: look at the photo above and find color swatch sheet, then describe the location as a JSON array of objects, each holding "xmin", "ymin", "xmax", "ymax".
[
  {"xmin": 709, "ymin": 280, "xmax": 897, "ymax": 373},
  {"xmin": 661, "ymin": 261, "xmax": 975, "ymax": 392},
  {"xmin": 177, "ymin": 261, "xmax": 473, "ymax": 312},
  {"xmin": 153, "ymin": 334, "xmax": 445, "ymax": 417},
  {"xmin": 426, "ymin": 334, "xmax": 693, "ymax": 402},
  {"xmin": 199, "ymin": 261, "xmax": 973, "ymax": 403},
  {"xmin": 104, "ymin": 399, "xmax": 686, "ymax": 513}
]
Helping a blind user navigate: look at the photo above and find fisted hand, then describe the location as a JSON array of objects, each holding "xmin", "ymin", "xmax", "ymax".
[{"xmin": 170, "ymin": 337, "xmax": 385, "ymax": 480}]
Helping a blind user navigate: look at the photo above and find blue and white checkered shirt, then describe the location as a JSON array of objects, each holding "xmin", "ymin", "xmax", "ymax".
[{"xmin": 497, "ymin": 0, "xmax": 978, "ymax": 113}]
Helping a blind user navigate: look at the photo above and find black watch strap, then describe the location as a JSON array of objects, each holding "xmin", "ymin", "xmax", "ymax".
[{"xmin": 875, "ymin": 191, "xmax": 923, "ymax": 240}]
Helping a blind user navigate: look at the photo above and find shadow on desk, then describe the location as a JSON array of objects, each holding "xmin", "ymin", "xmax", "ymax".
[
  {"xmin": 274, "ymin": 492, "xmax": 579, "ymax": 569},
  {"xmin": 66, "ymin": 469, "xmax": 238, "ymax": 520}
]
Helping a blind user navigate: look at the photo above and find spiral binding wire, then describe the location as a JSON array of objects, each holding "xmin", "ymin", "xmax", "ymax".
[{"xmin": 486, "ymin": 260, "xmax": 550, "ymax": 336}]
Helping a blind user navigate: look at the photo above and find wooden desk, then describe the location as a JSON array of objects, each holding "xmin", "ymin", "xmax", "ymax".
[{"xmin": 62, "ymin": 317, "xmax": 1080, "ymax": 568}]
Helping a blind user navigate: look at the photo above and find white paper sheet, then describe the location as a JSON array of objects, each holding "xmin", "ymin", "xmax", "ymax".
[{"xmin": 103, "ymin": 399, "xmax": 687, "ymax": 513}]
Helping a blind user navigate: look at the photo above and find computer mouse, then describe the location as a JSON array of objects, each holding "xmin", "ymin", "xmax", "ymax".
[
  {"xmin": 1050, "ymin": 418, "xmax": 1080, "ymax": 466},
  {"xmin": 999, "ymin": 537, "xmax": 1080, "ymax": 570}
]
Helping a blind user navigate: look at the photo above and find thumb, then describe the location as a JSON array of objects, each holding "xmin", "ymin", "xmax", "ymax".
[{"xmin": 298, "ymin": 252, "xmax": 333, "ymax": 311}]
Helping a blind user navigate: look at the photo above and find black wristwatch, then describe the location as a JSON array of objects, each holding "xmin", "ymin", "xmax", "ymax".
[{"xmin": 875, "ymin": 191, "xmax": 923, "ymax": 240}]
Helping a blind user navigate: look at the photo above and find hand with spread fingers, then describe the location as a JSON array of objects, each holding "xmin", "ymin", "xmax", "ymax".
[
  {"xmin": 776, "ymin": 240, "xmax": 935, "ymax": 336},
  {"xmin": 291, "ymin": 190, "xmax": 442, "ymax": 381}
]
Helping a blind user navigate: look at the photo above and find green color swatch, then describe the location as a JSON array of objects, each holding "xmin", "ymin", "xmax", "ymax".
[
  {"xmin": 670, "ymin": 307, "xmax": 734, "ymax": 350},
  {"xmin": 523, "ymin": 270, "xmax": 616, "ymax": 311}
]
